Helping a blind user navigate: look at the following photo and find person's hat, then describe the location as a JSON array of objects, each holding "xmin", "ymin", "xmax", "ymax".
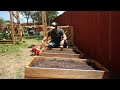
[{"xmin": 50, "ymin": 22, "xmax": 58, "ymax": 29}]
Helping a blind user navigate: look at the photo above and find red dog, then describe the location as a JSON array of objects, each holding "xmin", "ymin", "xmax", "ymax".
[{"xmin": 30, "ymin": 45, "xmax": 40, "ymax": 56}]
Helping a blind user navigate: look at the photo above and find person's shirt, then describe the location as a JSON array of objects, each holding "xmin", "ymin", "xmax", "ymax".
[{"xmin": 48, "ymin": 28, "xmax": 64, "ymax": 42}]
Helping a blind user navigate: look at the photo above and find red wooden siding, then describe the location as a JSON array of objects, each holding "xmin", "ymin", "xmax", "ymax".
[
  {"xmin": 111, "ymin": 11, "xmax": 120, "ymax": 72},
  {"xmin": 53, "ymin": 11, "xmax": 120, "ymax": 73}
]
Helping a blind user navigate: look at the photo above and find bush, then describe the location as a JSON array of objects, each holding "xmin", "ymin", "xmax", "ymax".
[
  {"xmin": 0, "ymin": 30, "xmax": 12, "ymax": 40},
  {"xmin": 0, "ymin": 33, "xmax": 2, "ymax": 40}
]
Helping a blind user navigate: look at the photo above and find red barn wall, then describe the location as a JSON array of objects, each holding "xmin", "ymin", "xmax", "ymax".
[{"xmin": 53, "ymin": 11, "xmax": 120, "ymax": 73}]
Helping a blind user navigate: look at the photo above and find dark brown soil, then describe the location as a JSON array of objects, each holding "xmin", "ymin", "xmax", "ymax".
[
  {"xmin": 44, "ymin": 49, "xmax": 79, "ymax": 54},
  {"xmin": 30, "ymin": 58, "xmax": 96, "ymax": 70}
]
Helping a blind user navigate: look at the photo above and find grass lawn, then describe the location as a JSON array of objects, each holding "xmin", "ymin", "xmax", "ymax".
[{"xmin": 0, "ymin": 36, "xmax": 42, "ymax": 79}]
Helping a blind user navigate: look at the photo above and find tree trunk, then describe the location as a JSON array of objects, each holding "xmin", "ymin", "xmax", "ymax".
[
  {"xmin": 33, "ymin": 19, "xmax": 35, "ymax": 25},
  {"xmin": 27, "ymin": 18, "xmax": 29, "ymax": 25}
]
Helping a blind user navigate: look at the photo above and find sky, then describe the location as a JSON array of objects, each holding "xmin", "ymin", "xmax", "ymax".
[{"xmin": 0, "ymin": 11, "xmax": 65, "ymax": 23}]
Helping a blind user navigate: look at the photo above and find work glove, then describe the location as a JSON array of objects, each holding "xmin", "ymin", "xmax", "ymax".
[{"xmin": 60, "ymin": 40, "xmax": 65, "ymax": 46}]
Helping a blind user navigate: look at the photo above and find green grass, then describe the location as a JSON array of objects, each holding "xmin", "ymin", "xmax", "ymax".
[
  {"xmin": 0, "ymin": 36, "xmax": 43, "ymax": 79},
  {"xmin": 0, "ymin": 36, "xmax": 42, "ymax": 54},
  {"xmin": 22, "ymin": 36, "xmax": 42, "ymax": 47},
  {"xmin": 0, "ymin": 44, "xmax": 23, "ymax": 54}
]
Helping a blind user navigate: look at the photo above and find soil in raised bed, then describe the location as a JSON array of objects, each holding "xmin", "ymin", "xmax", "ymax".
[
  {"xmin": 30, "ymin": 58, "xmax": 98, "ymax": 70},
  {"xmin": 44, "ymin": 49, "xmax": 80, "ymax": 54}
]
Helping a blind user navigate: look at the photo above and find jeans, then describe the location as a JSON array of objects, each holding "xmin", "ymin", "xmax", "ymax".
[
  {"xmin": 48, "ymin": 40, "xmax": 68, "ymax": 48},
  {"xmin": 48, "ymin": 41, "xmax": 60, "ymax": 48}
]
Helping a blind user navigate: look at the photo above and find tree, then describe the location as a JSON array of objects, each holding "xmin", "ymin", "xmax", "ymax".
[
  {"xmin": 30, "ymin": 11, "xmax": 39, "ymax": 25},
  {"xmin": 0, "ymin": 18, "xmax": 4, "ymax": 30},
  {"xmin": 0, "ymin": 18, "xmax": 4, "ymax": 24},
  {"xmin": 33, "ymin": 11, "xmax": 58, "ymax": 25},
  {"xmin": 46, "ymin": 11, "xmax": 58, "ymax": 25},
  {"xmin": 20, "ymin": 11, "xmax": 31, "ymax": 24},
  {"xmin": 34, "ymin": 11, "xmax": 42, "ymax": 25},
  {"xmin": 20, "ymin": 11, "xmax": 59, "ymax": 25}
]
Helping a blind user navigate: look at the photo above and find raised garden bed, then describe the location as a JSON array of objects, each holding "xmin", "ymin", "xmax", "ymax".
[
  {"xmin": 39, "ymin": 47, "xmax": 84, "ymax": 58},
  {"xmin": 0, "ymin": 40, "xmax": 13, "ymax": 44},
  {"xmin": 25, "ymin": 56, "xmax": 109, "ymax": 79}
]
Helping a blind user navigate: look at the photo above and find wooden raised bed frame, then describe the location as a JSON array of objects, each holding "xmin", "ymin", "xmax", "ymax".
[
  {"xmin": 0, "ymin": 40, "xmax": 13, "ymax": 44},
  {"xmin": 39, "ymin": 47, "xmax": 84, "ymax": 59},
  {"xmin": 25, "ymin": 56, "xmax": 109, "ymax": 79},
  {"xmin": 0, "ymin": 40, "xmax": 19, "ymax": 44}
]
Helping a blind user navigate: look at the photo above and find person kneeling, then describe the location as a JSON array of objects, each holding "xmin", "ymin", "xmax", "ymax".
[{"xmin": 42, "ymin": 22, "xmax": 68, "ymax": 48}]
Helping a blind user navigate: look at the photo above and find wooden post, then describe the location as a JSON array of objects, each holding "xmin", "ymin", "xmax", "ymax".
[
  {"xmin": 16, "ymin": 11, "xmax": 22, "ymax": 41},
  {"xmin": 44, "ymin": 11, "xmax": 47, "ymax": 38},
  {"xmin": 42, "ymin": 11, "xmax": 45, "ymax": 38},
  {"xmin": 42, "ymin": 11, "xmax": 47, "ymax": 38},
  {"xmin": 10, "ymin": 11, "xmax": 15, "ymax": 44}
]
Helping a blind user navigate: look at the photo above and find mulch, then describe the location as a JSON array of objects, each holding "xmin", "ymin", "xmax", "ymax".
[
  {"xmin": 31, "ymin": 58, "xmax": 96, "ymax": 70},
  {"xmin": 44, "ymin": 49, "xmax": 79, "ymax": 54}
]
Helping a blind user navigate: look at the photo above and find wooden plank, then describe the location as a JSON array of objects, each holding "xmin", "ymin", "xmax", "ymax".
[
  {"xmin": 39, "ymin": 52, "xmax": 81, "ymax": 58},
  {"xmin": 0, "ymin": 40, "xmax": 12, "ymax": 44},
  {"xmin": 24, "ymin": 77, "xmax": 49, "ymax": 79},
  {"xmin": 25, "ymin": 56, "xmax": 108, "ymax": 79},
  {"xmin": 44, "ymin": 11, "xmax": 47, "ymax": 38},
  {"xmin": 39, "ymin": 47, "xmax": 83, "ymax": 58},
  {"xmin": 42, "ymin": 11, "xmax": 47, "ymax": 38},
  {"xmin": 0, "ymin": 40, "xmax": 22, "ymax": 44},
  {"xmin": 92, "ymin": 59, "xmax": 109, "ymax": 72},
  {"xmin": 26, "ymin": 57, "xmax": 37, "ymax": 66},
  {"xmin": 42, "ymin": 11, "xmax": 45, "ymax": 38},
  {"xmin": 47, "ymin": 48, "xmax": 76, "ymax": 51},
  {"xmin": 71, "ymin": 26, "xmax": 74, "ymax": 46},
  {"xmin": 16, "ymin": 11, "xmax": 20, "ymax": 34},
  {"xmin": 0, "ymin": 42, "xmax": 12, "ymax": 44},
  {"xmin": 10, "ymin": 11, "xmax": 15, "ymax": 44},
  {"xmin": 34, "ymin": 56, "xmax": 88, "ymax": 63},
  {"xmin": 91, "ymin": 59, "xmax": 110, "ymax": 79},
  {"xmin": 16, "ymin": 11, "xmax": 22, "ymax": 41},
  {"xmin": 0, "ymin": 40, "xmax": 12, "ymax": 42},
  {"xmin": 25, "ymin": 67, "xmax": 105, "ymax": 79}
]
